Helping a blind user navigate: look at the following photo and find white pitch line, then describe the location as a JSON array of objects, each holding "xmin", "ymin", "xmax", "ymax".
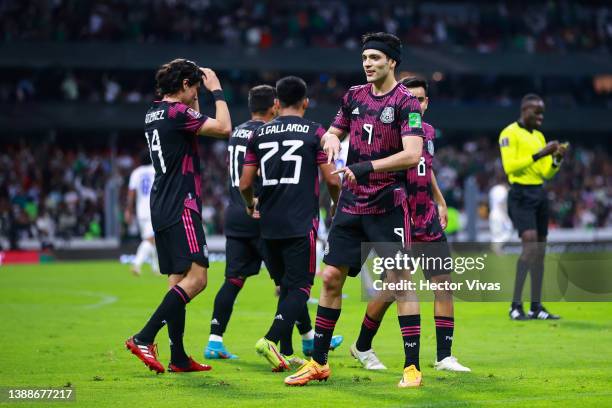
[{"xmin": 77, "ymin": 291, "xmax": 119, "ymax": 309}]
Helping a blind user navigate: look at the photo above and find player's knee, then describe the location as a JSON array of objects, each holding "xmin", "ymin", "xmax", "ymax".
[{"xmin": 321, "ymin": 267, "xmax": 343, "ymax": 294}]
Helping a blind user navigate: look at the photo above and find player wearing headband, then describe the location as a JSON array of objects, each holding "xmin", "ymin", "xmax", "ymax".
[{"xmin": 284, "ymin": 32, "xmax": 425, "ymax": 388}]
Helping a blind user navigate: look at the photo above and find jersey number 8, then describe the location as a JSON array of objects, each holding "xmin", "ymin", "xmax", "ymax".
[{"xmin": 417, "ymin": 157, "xmax": 426, "ymax": 176}]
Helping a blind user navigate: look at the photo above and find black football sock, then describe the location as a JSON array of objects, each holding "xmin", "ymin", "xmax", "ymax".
[
  {"xmin": 136, "ymin": 285, "xmax": 191, "ymax": 344},
  {"xmin": 210, "ymin": 278, "xmax": 245, "ymax": 336},
  {"xmin": 295, "ymin": 304, "xmax": 312, "ymax": 335},
  {"xmin": 312, "ymin": 305, "xmax": 341, "ymax": 365},
  {"xmin": 399, "ymin": 314, "xmax": 421, "ymax": 370},
  {"xmin": 355, "ymin": 313, "xmax": 381, "ymax": 352},
  {"xmin": 512, "ymin": 259, "xmax": 529, "ymax": 306},
  {"xmin": 530, "ymin": 259, "xmax": 544, "ymax": 310},
  {"xmin": 279, "ymin": 328, "xmax": 294, "ymax": 356},
  {"xmin": 265, "ymin": 288, "xmax": 308, "ymax": 345},
  {"xmin": 276, "ymin": 287, "xmax": 294, "ymax": 356},
  {"xmin": 434, "ymin": 316, "xmax": 454, "ymax": 361},
  {"xmin": 168, "ymin": 288, "xmax": 190, "ymax": 367}
]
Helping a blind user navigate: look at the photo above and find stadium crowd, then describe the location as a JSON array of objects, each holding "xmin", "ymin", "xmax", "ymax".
[
  {"xmin": 1, "ymin": 139, "xmax": 609, "ymax": 248},
  {"xmin": 3, "ymin": 68, "xmax": 610, "ymax": 109},
  {"xmin": 2, "ymin": 0, "xmax": 610, "ymax": 53}
]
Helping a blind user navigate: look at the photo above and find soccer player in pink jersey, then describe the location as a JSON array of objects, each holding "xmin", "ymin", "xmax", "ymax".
[
  {"xmin": 285, "ymin": 32, "xmax": 427, "ymax": 387},
  {"xmin": 349, "ymin": 77, "xmax": 470, "ymax": 378}
]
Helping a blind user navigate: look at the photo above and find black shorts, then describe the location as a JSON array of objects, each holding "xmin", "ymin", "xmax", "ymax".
[
  {"xmin": 413, "ymin": 234, "xmax": 451, "ymax": 278},
  {"xmin": 155, "ymin": 208, "xmax": 209, "ymax": 275},
  {"xmin": 225, "ymin": 236, "xmax": 271, "ymax": 280},
  {"xmin": 508, "ymin": 184, "xmax": 549, "ymax": 238},
  {"xmin": 264, "ymin": 229, "xmax": 317, "ymax": 289},
  {"xmin": 324, "ymin": 204, "xmax": 410, "ymax": 277}
]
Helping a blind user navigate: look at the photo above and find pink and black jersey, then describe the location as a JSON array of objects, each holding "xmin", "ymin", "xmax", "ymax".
[
  {"xmin": 144, "ymin": 101, "xmax": 208, "ymax": 232},
  {"xmin": 225, "ymin": 119, "xmax": 264, "ymax": 238},
  {"xmin": 244, "ymin": 115, "xmax": 327, "ymax": 239},
  {"xmin": 406, "ymin": 122, "xmax": 443, "ymax": 241},
  {"xmin": 332, "ymin": 82, "xmax": 424, "ymax": 215}
]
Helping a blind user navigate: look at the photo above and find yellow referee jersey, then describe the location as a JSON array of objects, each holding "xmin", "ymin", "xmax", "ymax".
[{"xmin": 499, "ymin": 122, "xmax": 559, "ymax": 185}]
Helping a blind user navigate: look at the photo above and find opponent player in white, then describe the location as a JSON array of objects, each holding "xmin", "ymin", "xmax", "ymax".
[
  {"xmin": 489, "ymin": 178, "xmax": 513, "ymax": 254},
  {"xmin": 125, "ymin": 154, "xmax": 159, "ymax": 275}
]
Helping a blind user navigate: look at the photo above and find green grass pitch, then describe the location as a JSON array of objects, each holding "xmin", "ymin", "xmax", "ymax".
[{"xmin": 1, "ymin": 260, "xmax": 611, "ymax": 407}]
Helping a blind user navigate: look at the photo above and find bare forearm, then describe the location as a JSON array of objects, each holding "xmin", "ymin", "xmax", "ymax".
[
  {"xmin": 214, "ymin": 100, "xmax": 231, "ymax": 131},
  {"xmin": 327, "ymin": 183, "xmax": 340, "ymax": 204},
  {"xmin": 431, "ymin": 172, "xmax": 446, "ymax": 206},
  {"xmin": 371, "ymin": 150, "xmax": 420, "ymax": 172}
]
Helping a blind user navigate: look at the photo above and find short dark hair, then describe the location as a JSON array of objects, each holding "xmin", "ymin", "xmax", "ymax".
[
  {"xmin": 248, "ymin": 85, "xmax": 276, "ymax": 113},
  {"xmin": 361, "ymin": 32, "xmax": 402, "ymax": 59},
  {"xmin": 155, "ymin": 58, "xmax": 201, "ymax": 96},
  {"xmin": 521, "ymin": 93, "xmax": 543, "ymax": 106},
  {"xmin": 401, "ymin": 77, "xmax": 429, "ymax": 95},
  {"xmin": 275, "ymin": 76, "xmax": 307, "ymax": 107}
]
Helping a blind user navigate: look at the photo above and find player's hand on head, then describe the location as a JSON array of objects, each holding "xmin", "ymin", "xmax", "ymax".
[
  {"xmin": 322, "ymin": 132, "xmax": 341, "ymax": 164},
  {"xmin": 200, "ymin": 68, "xmax": 221, "ymax": 91},
  {"xmin": 437, "ymin": 204, "xmax": 448, "ymax": 230}
]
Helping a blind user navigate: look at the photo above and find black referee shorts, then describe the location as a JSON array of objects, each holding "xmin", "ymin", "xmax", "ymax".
[
  {"xmin": 225, "ymin": 236, "xmax": 271, "ymax": 280},
  {"xmin": 507, "ymin": 184, "xmax": 549, "ymax": 238},
  {"xmin": 155, "ymin": 208, "xmax": 209, "ymax": 275}
]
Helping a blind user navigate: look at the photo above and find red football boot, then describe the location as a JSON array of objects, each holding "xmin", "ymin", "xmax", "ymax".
[
  {"xmin": 125, "ymin": 336, "xmax": 165, "ymax": 374},
  {"xmin": 168, "ymin": 357, "xmax": 212, "ymax": 373}
]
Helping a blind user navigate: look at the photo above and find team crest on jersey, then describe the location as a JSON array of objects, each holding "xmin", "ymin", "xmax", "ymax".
[
  {"xmin": 187, "ymin": 108, "xmax": 202, "ymax": 119},
  {"xmin": 380, "ymin": 107, "xmax": 394, "ymax": 123},
  {"xmin": 427, "ymin": 140, "xmax": 435, "ymax": 156}
]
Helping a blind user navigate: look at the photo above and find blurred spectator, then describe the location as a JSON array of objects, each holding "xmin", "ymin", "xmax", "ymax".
[
  {"xmin": 1, "ymin": 1, "xmax": 610, "ymax": 53},
  {"xmin": 0, "ymin": 138, "xmax": 609, "ymax": 251}
]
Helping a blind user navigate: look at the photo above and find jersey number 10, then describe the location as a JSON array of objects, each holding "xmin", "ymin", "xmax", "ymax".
[
  {"xmin": 228, "ymin": 145, "xmax": 246, "ymax": 187},
  {"xmin": 145, "ymin": 129, "xmax": 167, "ymax": 174}
]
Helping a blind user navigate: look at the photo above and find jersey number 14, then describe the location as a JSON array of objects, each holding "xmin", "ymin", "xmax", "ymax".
[{"xmin": 145, "ymin": 129, "xmax": 167, "ymax": 174}]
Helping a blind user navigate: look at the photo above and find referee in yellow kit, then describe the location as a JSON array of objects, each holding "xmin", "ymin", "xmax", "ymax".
[{"xmin": 499, "ymin": 94, "xmax": 567, "ymax": 321}]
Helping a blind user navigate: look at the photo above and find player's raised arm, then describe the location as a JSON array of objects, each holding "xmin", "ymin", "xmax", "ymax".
[
  {"xmin": 196, "ymin": 68, "xmax": 232, "ymax": 138},
  {"xmin": 321, "ymin": 127, "xmax": 347, "ymax": 164}
]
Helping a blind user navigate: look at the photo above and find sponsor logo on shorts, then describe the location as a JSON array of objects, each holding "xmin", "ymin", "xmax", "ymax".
[
  {"xmin": 203, "ymin": 245, "xmax": 209, "ymax": 257},
  {"xmin": 324, "ymin": 242, "xmax": 330, "ymax": 255}
]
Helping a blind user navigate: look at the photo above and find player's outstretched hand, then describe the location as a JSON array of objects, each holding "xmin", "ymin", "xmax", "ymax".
[
  {"xmin": 200, "ymin": 68, "xmax": 222, "ymax": 91},
  {"xmin": 322, "ymin": 132, "xmax": 341, "ymax": 164},
  {"xmin": 438, "ymin": 203, "xmax": 448, "ymax": 230},
  {"xmin": 332, "ymin": 167, "xmax": 356, "ymax": 184}
]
